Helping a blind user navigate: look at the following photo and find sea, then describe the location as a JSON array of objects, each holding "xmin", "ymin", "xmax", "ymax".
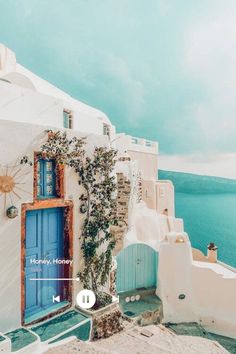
[
  {"xmin": 158, "ymin": 170, "xmax": 236, "ymax": 269},
  {"xmin": 175, "ymin": 193, "xmax": 236, "ymax": 268}
]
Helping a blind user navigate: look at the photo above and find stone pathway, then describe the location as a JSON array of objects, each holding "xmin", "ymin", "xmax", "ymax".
[{"xmin": 45, "ymin": 323, "xmax": 228, "ymax": 354}]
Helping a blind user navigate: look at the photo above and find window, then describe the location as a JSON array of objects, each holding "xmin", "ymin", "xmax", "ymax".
[
  {"xmin": 103, "ymin": 123, "xmax": 111, "ymax": 138},
  {"xmin": 63, "ymin": 109, "xmax": 73, "ymax": 129},
  {"xmin": 145, "ymin": 140, "xmax": 152, "ymax": 147},
  {"xmin": 131, "ymin": 137, "xmax": 139, "ymax": 144},
  {"xmin": 36, "ymin": 159, "xmax": 57, "ymax": 198}
]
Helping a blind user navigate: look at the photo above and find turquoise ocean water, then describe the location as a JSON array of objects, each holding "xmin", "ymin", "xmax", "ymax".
[
  {"xmin": 159, "ymin": 170, "xmax": 236, "ymax": 268},
  {"xmin": 175, "ymin": 193, "xmax": 236, "ymax": 268}
]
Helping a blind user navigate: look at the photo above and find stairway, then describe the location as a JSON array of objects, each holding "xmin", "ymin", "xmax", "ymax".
[
  {"xmin": 3, "ymin": 309, "xmax": 91, "ymax": 353},
  {"xmin": 31, "ymin": 309, "xmax": 91, "ymax": 344}
]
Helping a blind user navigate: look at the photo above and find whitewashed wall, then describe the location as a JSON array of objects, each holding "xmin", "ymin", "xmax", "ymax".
[
  {"xmin": 0, "ymin": 119, "xmax": 107, "ymax": 332},
  {"xmin": 158, "ymin": 232, "xmax": 236, "ymax": 339},
  {"xmin": 128, "ymin": 150, "xmax": 158, "ymax": 181},
  {"xmin": 155, "ymin": 180, "xmax": 175, "ymax": 216},
  {"xmin": 0, "ymin": 43, "xmax": 115, "ymax": 139},
  {"xmin": 0, "ymin": 80, "xmax": 63, "ymax": 127},
  {"xmin": 0, "ymin": 80, "xmax": 114, "ymax": 137},
  {"xmin": 115, "ymin": 133, "xmax": 158, "ymax": 181}
]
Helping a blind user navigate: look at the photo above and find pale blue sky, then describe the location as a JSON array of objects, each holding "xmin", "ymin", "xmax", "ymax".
[{"xmin": 0, "ymin": 0, "xmax": 235, "ymax": 159}]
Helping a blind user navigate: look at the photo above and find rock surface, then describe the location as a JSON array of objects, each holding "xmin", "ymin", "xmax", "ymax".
[{"xmin": 92, "ymin": 308, "xmax": 123, "ymax": 340}]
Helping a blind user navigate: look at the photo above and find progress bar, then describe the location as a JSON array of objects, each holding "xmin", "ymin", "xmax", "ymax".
[{"xmin": 30, "ymin": 277, "xmax": 80, "ymax": 281}]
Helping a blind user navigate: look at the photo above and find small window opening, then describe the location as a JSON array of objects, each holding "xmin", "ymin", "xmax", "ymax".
[
  {"xmin": 63, "ymin": 109, "xmax": 73, "ymax": 129},
  {"xmin": 103, "ymin": 123, "xmax": 111, "ymax": 138}
]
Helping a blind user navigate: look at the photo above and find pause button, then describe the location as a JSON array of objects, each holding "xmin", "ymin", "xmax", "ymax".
[{"xmin": 76, "ymin": 289, "xmax": 96, "ymax": 309}]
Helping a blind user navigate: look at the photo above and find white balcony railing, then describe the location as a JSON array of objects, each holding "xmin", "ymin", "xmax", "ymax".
[{"xmin": 116, "ymin": 133, "xmax": 158, "ymax": 155}]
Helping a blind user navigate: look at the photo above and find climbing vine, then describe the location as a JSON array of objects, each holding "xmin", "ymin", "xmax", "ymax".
[{"xmin": 39, "ymin": 131, "xmax": 118, "ymax": 300}]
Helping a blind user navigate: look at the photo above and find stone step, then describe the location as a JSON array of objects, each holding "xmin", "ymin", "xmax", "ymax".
[
  {"xmin": 2, "ymin": 310, "xmax": 91, "ymax": 353},
  {"xmin": 30, "ymin": 309, "xmax": 91, "ymax": 345},
  {"xmin": 4, "ymin": 328, "xmax": 39, "ymax": 353},
  {"xmin": 118, "ymin": 288, "xmax": 163, "ymax": 326}
]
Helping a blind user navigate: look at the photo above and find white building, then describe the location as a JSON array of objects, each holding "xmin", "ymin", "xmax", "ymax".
[
  {"xmin": 0, "ymin": 46, "xmax": 120, "ymax": 352},
  {"xmin": 0, "ymin": 44, "xmax": 236, "ymax": 353}
]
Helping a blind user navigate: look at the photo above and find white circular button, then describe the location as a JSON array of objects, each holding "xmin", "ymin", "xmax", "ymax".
[{"xmin": 76, "ymin": 289, "xmax": 96, "ymax": 309}]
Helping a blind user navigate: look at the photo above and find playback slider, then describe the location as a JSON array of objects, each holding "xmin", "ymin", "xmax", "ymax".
[{"xmin": 30, "ymin": 277, "xmax": 80, "ymax": 281}]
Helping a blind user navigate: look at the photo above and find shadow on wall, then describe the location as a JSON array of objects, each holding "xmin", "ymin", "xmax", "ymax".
[{"xmin": 124, "ymin": 203, "xmax": 183, "ymax": 251}]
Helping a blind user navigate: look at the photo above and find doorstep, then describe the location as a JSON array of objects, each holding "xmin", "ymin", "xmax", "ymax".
[
  {"xmin": 3, "ymin": 309, "xmax": 91, "ymax": 353},
  {"xmin": 24, "ymin": 301, "xmax": 70, "ymax": 325},
  {"xmin": 30, "ymin": 309, "xmax": 91, "ymax": 344}
]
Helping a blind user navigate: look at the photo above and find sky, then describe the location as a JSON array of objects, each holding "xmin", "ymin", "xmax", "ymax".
[{"xmin": 0, "ymin": 0, "xmax": 236, "ymax": 178}]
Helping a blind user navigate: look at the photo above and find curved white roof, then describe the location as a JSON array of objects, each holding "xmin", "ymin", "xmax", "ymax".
[{"xmin": 0, "ymin": 43, "xmax": 112, "ymax": 126}]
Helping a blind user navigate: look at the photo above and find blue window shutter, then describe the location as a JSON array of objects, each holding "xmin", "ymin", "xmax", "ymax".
[{"xmin": 37, "ymin": 159, "xmax": 57, "ymax": 198}]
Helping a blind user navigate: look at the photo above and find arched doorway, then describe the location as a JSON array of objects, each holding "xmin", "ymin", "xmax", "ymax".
[{"xmin": 116, "ymin": 243, "xmax": 158, "ymax": 293}]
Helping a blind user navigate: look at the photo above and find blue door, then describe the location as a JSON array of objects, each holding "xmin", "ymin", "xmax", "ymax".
[
  {"xmin": 116, "ymin": 244, "xmax": 158, "ymax": 293},
  {"xmin": 24, "ymin": 208, "xmax": 64, "ymax": 322}
]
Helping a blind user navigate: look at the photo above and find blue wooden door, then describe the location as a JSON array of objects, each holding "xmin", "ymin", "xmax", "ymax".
[
  {"xmin": 116, "ymin": 244, "xmax": 158, "ymax": 293},
  {"xmin": 25, "ymin": 208, "xmax": 64, "ymax": 321},
  {"xmin": 25, "ymin": 210, "xmax": 42, "ymax": 319}
]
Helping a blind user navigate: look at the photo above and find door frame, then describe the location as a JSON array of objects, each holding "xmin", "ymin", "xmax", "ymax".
[{"xmin": 21, "ymin": 199, "xmax": 73, "ymax": 326}]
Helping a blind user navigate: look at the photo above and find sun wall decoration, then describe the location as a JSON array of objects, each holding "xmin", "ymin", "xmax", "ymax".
[{"xmin": 0, "ymin": 159, "xmax": 32, "ymax": 214}]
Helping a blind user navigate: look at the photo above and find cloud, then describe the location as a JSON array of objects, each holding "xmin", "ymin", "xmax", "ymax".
[
  {"xmin": 159, "ymin": 153, "xmax": 236, "ymax": 179},
  {"xmin": 1, "ymin": 0, "xmax": 236, "ymax": 159},
  {"xmin": 183, "ymin": 6, "xmax": 236, "ymax": 153},
  {"xmin": 76, "ymin": 52, "xmax": 146, "ymax": 127}
]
